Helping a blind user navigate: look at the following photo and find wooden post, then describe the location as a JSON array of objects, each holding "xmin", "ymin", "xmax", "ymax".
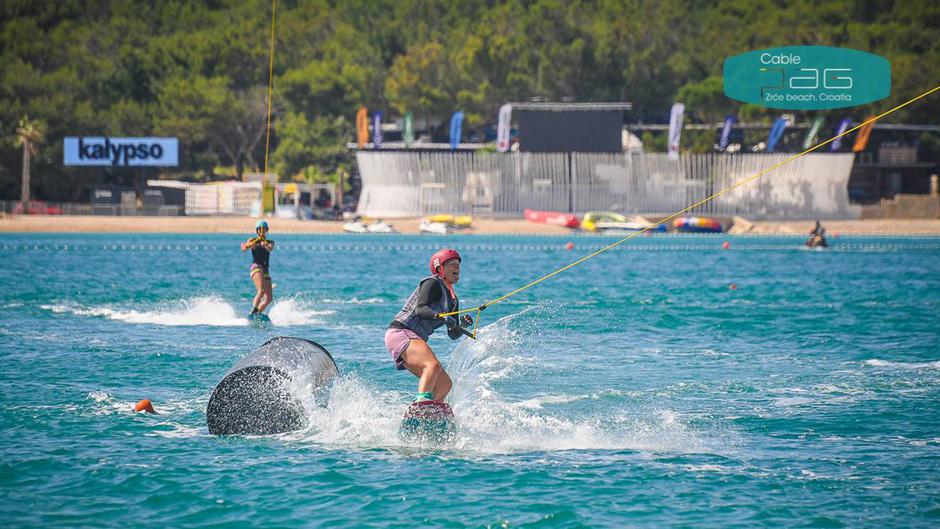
[
  {"xmin": 21, "ymin": 140, "xmax": 30, "ymax": 206},
  {"xmin": 337, "ymin": 170, "xmax": 345, "ymax": 213}
]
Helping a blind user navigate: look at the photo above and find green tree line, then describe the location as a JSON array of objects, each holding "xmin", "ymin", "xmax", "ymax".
[{"xmin": 2, "ymin": 0, "xmax": 938, "ymax": 201}]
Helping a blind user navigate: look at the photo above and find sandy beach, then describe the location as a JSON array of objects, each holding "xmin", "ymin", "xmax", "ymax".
[
  {"xmin": 2, "ymin": 214, "xmax": 940, "ymax": 235},
  {"xmin": 0, "ymin": 215, "xmax": 568, "ymax": 235},
  {"xmin": 726, "ymin": 218, "xmax": 940, "ymax": 235}
]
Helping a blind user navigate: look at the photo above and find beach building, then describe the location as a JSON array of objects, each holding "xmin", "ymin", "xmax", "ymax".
[{"xmin": 350, "ymin": 104, "xmax": 938, "ymax": 221}]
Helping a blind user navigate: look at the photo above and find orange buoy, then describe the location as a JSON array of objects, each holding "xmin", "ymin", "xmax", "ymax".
[
  {"xmin": 729, "ymin": 283, "xmax": 737, "ymax": 290},
  {"xmin": 135, "ymin": 399, "xmax": 156, "ymax": 414},
  {"xmin": 722, "ymin": 241, "xmax": 730, "ymax": 249},
  {"xmin": 565, "ymin": 242, "xmax": 574, "ymax": 250}
]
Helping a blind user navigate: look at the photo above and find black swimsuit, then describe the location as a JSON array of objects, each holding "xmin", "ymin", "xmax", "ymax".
[
  {"xmin": 251, "ymin": 243, "xmax": 270, "ymax": 269},
  {"xmin": 249, "ymin": 239, "xmax": 272, "ymax": 278}
]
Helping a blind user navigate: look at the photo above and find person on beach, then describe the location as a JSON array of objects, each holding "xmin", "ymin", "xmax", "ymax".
[
  {"xmin": 385, "ymin": 249, "xmax": 473, "ymax": 402},
  {"xmin": 241, "ymin": 220, "xmax": 275, "ymax": 316}
]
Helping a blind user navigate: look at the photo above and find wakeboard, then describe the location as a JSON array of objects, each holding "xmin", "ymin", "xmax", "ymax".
[
  {"xmin": 399, "ymin": 400, "xmax": 457, "ymax": 444},
  {"xmin": 248, "ymin": 312, "xmax": 272, "ymax": 325}
]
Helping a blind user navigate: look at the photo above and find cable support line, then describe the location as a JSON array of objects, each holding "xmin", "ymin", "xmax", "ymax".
[{"xmin": 261, "ymin": 0, "xmax": 277, "ymax": 192}]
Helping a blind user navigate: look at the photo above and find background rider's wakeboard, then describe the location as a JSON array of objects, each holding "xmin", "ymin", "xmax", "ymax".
[
  {"xmin": 248, "ymin": 312, "xmax": 272, "ymax": 324},
  {"xmin": 399, "ymin": 400, "xmax": 457, "ymax": 444}
]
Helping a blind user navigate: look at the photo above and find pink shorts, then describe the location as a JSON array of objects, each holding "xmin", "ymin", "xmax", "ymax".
[{"xmin": 385, "ymin": 327, "xmax": 421, "ymax": 370}]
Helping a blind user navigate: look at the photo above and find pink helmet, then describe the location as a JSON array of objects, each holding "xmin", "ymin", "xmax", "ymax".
[{"xmin": 429, "ymin": 249, "xmax": 461, "ymax": 277}]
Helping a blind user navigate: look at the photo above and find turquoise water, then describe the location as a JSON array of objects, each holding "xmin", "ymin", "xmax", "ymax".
[{"xmin": 2, "ymin": 233, "xmax": 939, "ymax": 528}]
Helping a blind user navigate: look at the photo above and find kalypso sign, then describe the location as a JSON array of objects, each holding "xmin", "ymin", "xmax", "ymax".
[
  {"xmin": 64, "ymin": 137, "xmax": 179, "ymax": 166},
  {"xmin": 723, "ymin": 46, "xmax": 890, "ymax": 110}
]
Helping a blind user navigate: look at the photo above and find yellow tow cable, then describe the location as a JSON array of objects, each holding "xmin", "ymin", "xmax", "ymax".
[{"xmin": 261, "ymin": 0, "xmax": 277, "ymax": 194}]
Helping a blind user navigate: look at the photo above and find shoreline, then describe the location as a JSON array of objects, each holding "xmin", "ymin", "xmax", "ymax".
[{"xmin": 2, "ymin": 215, "xmax": 940, "ymax": 235}]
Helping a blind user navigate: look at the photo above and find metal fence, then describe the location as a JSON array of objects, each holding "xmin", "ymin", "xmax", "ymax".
[
  {"xmin": 0, "ymin": 200, "xmax": 184, "ymax": 216},
  {"xmin": 1, "ymin": 182, "xmax": 263, "ymax": 217},
  {"xmin": 355, "ymin": 151, "xmax": 859, "ymax": 219},
  {"xmin": 149, "ymin": 181, "xmax": 261, "ymax": 216}
]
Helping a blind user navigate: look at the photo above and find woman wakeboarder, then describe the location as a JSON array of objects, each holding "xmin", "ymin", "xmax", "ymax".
[
  {"xmin": 241, "ymin": 220, "xmax": 275, "ymax": 318},
  {"xmin": 385, "ymin": 249, "xmax": 473, "ymax": 403}
]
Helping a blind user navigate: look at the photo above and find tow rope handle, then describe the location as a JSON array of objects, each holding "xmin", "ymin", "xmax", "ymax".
[
  {"xmin": 455, "ymin": 325, "xmax": 475, "ymax": 340},
  {"xmin": 439, "ymin": 306, "xmax": 484, "ymax": 340},
  {"xmin": 438, "ymin": 305, "xmax": 486, "ymax": 339},
  {"xmin": 246, "ymin": 235, "xmax": 271, "ymax": 247}
]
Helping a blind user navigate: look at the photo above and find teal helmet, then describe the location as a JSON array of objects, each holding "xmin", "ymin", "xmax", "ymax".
[{"xmin": 255, "ymin": 220, "xmax": 269, "ymax": 231}]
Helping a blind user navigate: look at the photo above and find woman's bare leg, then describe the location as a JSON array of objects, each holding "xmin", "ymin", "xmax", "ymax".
[
  {"xmin": 258, "ymin": 277, "xmax": 273, "ymax": 312},
  {"xmin": 402, "ymin": 339, "xmax": 452, "ymax": 401},
  {"xmin": 251, "ymin": 271, "xmax": 264, "ymax": 310},
  {"xmin": 435, "ymin": 369, "xmax": 452, "ymax": 401}
]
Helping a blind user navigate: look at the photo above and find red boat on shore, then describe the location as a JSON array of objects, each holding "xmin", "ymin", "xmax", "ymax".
[{"xmin": 524, "ymin": 209, "xmax": 580, "ymax": 229}]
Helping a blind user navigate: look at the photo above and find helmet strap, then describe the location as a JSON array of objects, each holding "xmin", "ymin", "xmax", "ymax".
[
  {"xmin": 440, "ymin": 276, "xmax": 457, "ymax": 301},
  {"xmin": 433, "ymin": 256, "xmax": 457, "ymax": 299}
]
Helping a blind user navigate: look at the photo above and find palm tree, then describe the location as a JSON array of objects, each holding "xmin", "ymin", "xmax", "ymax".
[{"xmin": 14, "ymin": 117, "xmax": 45, "ymax": 206}]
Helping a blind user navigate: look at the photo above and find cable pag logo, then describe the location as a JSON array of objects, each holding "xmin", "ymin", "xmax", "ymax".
[
  {"xmin": 63, "ymin": 137, "xmax": 179, "ymax": 166},
  {"xmin": 723, "ymin": 46, "xmax": 890, "ymax": 109}
]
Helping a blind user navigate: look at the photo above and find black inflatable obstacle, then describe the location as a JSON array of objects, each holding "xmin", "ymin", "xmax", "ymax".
[{"xmin": 206, "ymin": 337, "xmax": 338, "ymax": 435}]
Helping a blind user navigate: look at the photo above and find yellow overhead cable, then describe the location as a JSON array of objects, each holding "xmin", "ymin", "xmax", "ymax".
[
  {"xmin": 261, "ymin": 0, "xmax": 278, "ymax": 192},
  {"xmin": 441, "ymin": 84, "xmax": 940, "ymax": 339}
]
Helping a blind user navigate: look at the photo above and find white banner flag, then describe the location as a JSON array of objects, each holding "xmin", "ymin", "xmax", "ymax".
[
  {"xmin": 497, "ymin": 104, "xmax": 513, "ymax": 152},
  {"xmin": 668, "ymin": 103, "xmax": 684, "ymax": 160}
]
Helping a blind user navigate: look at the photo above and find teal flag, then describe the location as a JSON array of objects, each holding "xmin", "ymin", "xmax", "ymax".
[
  {"xmin": 803, "ymin": 116, "xmax": 824, "ymax": 150},
  {"xmin": 403, "ymin": 112, "xmax": 414, "ymax": 148}
]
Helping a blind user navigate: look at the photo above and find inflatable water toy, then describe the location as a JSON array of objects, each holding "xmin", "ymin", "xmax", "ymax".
[
  {"xmin": 593, "ymin": 221, "xmax": 667, "ymax": 233},
  {"xmin": 673, "ymin": 217, "xmax": 723, "ymax": 233},
  {"xmin": 424, "ymin": 214, "xmax": 473, "ymax": 228},
  {"xmin": 581, "ymin": 211, "xmax": 627, "ymax": 232},
  {"xmin": 523, "ymin": 209, "xmax": 580, "ymax": 229},
  {"xmin": 426, "ymin": 214, "xmax": 454, "ymax": 224}
]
